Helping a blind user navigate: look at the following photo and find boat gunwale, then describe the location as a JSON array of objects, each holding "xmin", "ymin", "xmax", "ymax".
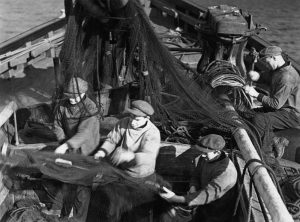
[{"xmin": 0, "ymin": 18, "xmax": 66, "ymax": 56}]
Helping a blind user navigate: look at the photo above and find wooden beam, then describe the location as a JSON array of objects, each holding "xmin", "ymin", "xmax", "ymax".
[
  {"xmin": 0, "ymin": 101, "xmax": 17, "ymax": 128},
  {"xmin": 233, "ymin": 128, "xmax": 293, "ymax": 222}
]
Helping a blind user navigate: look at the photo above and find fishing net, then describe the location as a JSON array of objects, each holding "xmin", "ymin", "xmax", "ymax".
[
  {"xmin": 58, "ymin": 0, "xmax": 261, "ymax": 148},
  {"xmin": 1, "ymin": 0, "xmax": 284, "ymax": 220},
  {"xmin": 1, "ymin": 150, "xmax": 171, "ymax": 221}
]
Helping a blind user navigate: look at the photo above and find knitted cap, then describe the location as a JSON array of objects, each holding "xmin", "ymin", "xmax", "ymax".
[
  {"xmin": 259, "ymin": 46, "xmax": 282, "ymax": 58},
  {"xmin": 64, "ymin": 77, "xmax": 88, "ymax": 98},
  {"xmin": 194, "ymin": 134, "xmax": 225, "ymax": 153},
  {"xmin": 126, "ymin": 100, "xmax": 154, "ymax": 117}
]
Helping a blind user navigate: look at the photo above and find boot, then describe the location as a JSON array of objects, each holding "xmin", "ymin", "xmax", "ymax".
[{"xmin": 272, "ymin": 136, "xmax": 289, "ymax": 159}]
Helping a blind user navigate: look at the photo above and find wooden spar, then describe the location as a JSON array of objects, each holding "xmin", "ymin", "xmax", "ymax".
[
  {"xmin": 219, "ymin": 96, "xmax": 294, "ymax": 221},
  {"xmin": 233, "ymin": 128, "xmax": 293, "ymax": 222},
  {"xmin": 0, "ymin": 101, "xmax": 17, "ymax": 128}
]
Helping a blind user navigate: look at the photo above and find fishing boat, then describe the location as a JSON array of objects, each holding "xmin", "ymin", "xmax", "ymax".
[{"xmin": 0, "ymin": 0, "xmax": 300, "ymax": 221}]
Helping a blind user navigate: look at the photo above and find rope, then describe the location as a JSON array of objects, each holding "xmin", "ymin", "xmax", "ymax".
[{"xmin": 233, "ymin": 157, "xmax": 286, "ymax": 218}]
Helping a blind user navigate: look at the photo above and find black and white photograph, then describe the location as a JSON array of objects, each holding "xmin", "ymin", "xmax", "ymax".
[{"xmin": 0, "ymin": 0, "xmax": 300, "ymax": 221}]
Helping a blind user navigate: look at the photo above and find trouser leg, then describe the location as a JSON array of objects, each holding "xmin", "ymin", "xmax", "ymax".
[
  {"xmin": 252, "ymin": 110, "xmax": 300, "ymax": 152},
  {"xmin": 61, "ymin": 184, "xmax": 91, "ymax": 222},
  {"xmin": 72, "ymin": 186, "xmax": 91, "ymax": 222},
  {"xmin": 61, "ymin": 183, "xmax": 77, "ymax": 218}
]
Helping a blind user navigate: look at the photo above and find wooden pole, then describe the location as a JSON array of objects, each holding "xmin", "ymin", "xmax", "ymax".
[
  {"xmin": 13, "ymin": 111, "xmax": 19, "ymax": 145},
  {"xmin": 233, "ymin": 128, "xmax": 293, "ymax": 222},
  {"xmin": 0, "ymin": 101, "xmax": 17, "ymax": 128},
  {"xmin": 219, "ymin": 94, "xmax": 293, "ymax": 221}
]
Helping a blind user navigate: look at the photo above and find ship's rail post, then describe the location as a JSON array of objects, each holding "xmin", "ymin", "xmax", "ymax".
[{"xmin": 233, "ymin": 129, "xmax": 294, "ymax": 222}]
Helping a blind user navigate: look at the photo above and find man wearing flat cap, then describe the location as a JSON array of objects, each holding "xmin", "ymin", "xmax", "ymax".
[
  {"xmin": 53, "ymin": 77, "xmax": 100, "ymax": 155},
  {"xmin": 52, "ymin": 77, "xmax": 100, "ymax": 221},
  {"xmin": 244, "ymin": 45, "xmax": 300, "ymax": 158},
  {"xmin": 160, "ymin": 134, "xmax": 237, "ymax": 222},
  {"xmin": 94, "ymin": 99, "xmax": 161, "ymax": 178}
]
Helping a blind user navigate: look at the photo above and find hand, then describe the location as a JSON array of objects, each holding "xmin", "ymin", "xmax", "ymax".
[
  {"xmin": 54, "ymin": 143, "xmax": 69, "ymax": 154},
  {"xmin": 159, "ymin": 187, "xmax": 175, "ymax": 200},
  {"xmin": 243, "ymin": 85, "xmax": 259, "ymax": 98},
  {"xmin": 111, "ymin": 149, "xmax": 135, "ymax": 165},
  {"xmin": 248, "ymin": 70, "xmax": 260, "ymax": 81},
  {"xmin": 94, "ymin": 150, "xmax": 106, "ymax": 159},
  {"xmin": 188, "ymin": 186, "xmax": 197, "ymax": 194}
]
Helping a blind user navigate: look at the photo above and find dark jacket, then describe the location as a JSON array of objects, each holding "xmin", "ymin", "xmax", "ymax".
[
  {"xmin": 257, "ymin": 62, "xmax": 300, "ymax": 117},
  {"xmin": 185, "ymin": 152, "xmax": 237, "ymax": 222},
  {"xmin": 53, "ymin": 97, "xmax": 100, "ymax": 155}
]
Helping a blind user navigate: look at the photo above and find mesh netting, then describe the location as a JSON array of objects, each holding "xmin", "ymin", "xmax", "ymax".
[
  {"xmin": 57, "ymin": 0, "xmax": 270, "ymax": 153},
  {"xmin": 1, "ymin": 150, "xmax": 171, "ymax": 221}
]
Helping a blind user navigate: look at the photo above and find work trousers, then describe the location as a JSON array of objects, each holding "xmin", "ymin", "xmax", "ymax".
[
  {"xmin": 252, "ymin": 109, "xmax": 300, "ymax": 152},
  {"xmin": 61, "ymin": 184, "xmax": 91, "ymax": 222}
]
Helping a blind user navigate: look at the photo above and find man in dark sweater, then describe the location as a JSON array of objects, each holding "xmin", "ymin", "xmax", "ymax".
[
  {"xmin": 244, "ymin": 46, "xmax": 300, "ymax": 158},
  {"xmin": 54, "ymin": 77, "xmax": 100, "ymax": 155},
  {"xmin": 159, "ymin": 134, "xmax": 237, "ymax": 222},
  {"xmin": 53, "ymin": 77, "xmax": 100, "ymax": 221}
]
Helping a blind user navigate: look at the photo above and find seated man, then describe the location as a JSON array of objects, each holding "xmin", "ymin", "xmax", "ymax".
[
  {"xmin": 53, "ymin": 77, "xmax": 100, "ymax": 155},
  {"xmin": 244, "ymin": 46, "xmax": 299, "ymax": 158},
  {"xmin": 160, "ymin": 134, "xmax": 237, "ymax": 222},
  {"xmin": 94, "ymin": 99, "xmax": 160, "ymax": 178},
  {"xmin": 53, "ymin": 77, "xmax": 100, "ymax": 221},
  {"xmin": 94, "ymin": 100, "xmax": 162, "ymax": 221}
]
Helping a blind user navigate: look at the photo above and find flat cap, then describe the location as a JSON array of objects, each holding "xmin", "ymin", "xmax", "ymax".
[
  {"xmin": 259, "ymin": 46, "xmax": 282, "ymax": 58},
  {"xmin": 64, "ymin": 77, "xmax": 88, "ymax": 98},
  {"xmin": 126, "ymin": 100, "xmax": 154, "ymax": 117},
  {"xmin": 194, "ymin": 134, "xmax": 225, "ymax": 153}
]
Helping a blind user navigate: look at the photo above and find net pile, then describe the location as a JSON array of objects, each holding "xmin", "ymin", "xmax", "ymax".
[
  {"xmin": 1, "ymin": 150, "xmax": 171, "ymax": 221},
  {"xmin": 57, "ymin": 0, "xmax": 265, "ymax": 152},
  {"xmin": 0, "ymin": 1, "xmax": 280, "ymax": 220}
]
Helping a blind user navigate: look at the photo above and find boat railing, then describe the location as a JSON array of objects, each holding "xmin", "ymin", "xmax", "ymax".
[{"xmin": 0, "ymin": 18, "xmax": 66, "ymax": 79}]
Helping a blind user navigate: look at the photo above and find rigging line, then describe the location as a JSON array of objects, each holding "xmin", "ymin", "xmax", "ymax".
[
  {"xmin": 96, "ymin": 35, "xmax": 102, "ymax": 120},
  {"xmin": 247, "ymin": 171, "xmax": 253, "ymax": 222}
]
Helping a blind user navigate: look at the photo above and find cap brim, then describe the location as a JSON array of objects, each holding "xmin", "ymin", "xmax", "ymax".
[
  {"xmin": 125, "ymin": 108, "xmax": 147, "ymax": 117},
  {"xmin": 193, "ymin": 144, "xmax": 214, "ymax": 153},
  {"xmin": 259, "ymin": 53, "xmax": 281, "ymax": 61},
  {"xmin": 63, "ymin": 92, "xmax": 81, "ymax": 98}
]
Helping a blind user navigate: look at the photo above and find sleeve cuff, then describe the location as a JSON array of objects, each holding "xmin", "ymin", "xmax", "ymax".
[{"xmin": 257, "ymin": 93, "xmax": 264, "ymax": 102}]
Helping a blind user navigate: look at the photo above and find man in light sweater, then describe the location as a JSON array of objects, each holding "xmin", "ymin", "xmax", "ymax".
[{"xmin": 94, "ymin": 100, "xmax": 161, "ymax": 178}]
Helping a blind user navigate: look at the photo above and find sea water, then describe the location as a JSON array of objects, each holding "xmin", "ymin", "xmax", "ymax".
[{"xmin": 0, "ymin": 0, "xmax": 299, "ymax": 62}]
